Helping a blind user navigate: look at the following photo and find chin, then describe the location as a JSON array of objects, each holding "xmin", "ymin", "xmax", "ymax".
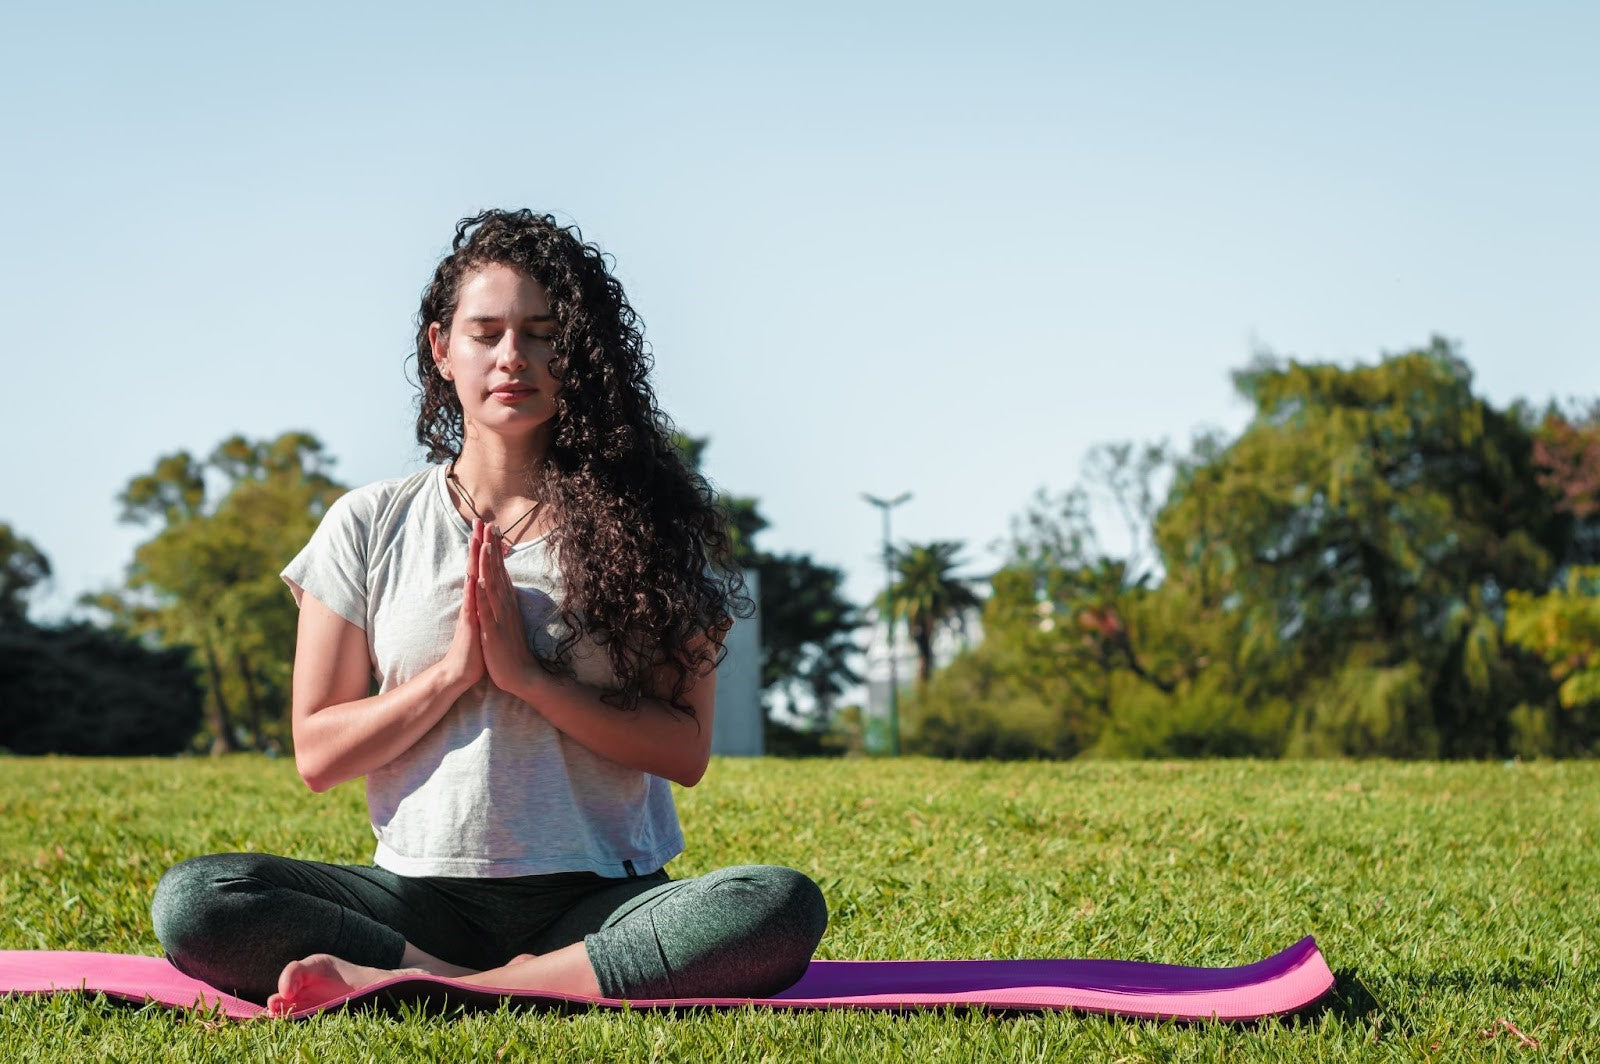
[{"xmin": 472, "ymin": 409, "xmax": 557, "ymax": 440}]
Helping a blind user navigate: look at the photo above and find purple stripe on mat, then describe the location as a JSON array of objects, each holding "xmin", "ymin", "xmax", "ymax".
[{"xmin": 0, "ymin": 936, "xmax": 1334, "ymax": 1022}]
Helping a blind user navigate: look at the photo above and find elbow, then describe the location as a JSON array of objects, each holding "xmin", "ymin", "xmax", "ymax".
[
  {"xmin": 671, "ymin": 741, "xmax": 712, "ymax": 788},
  {"xmin": 296, "ymin": 758, "xmax": 336, "ymax": 794},
  {"xmin": 289, "ymin": 713, "xmax": 345, "ymax": 793},
  {"xmin": 293, "ymin": 745, "xmax": 341, "ymax": 794}
]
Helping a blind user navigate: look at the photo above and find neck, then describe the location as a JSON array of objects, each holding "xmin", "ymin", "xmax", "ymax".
[{"xmin": 449, "ymin": 427, "xmax": 550, "ymax": 516}]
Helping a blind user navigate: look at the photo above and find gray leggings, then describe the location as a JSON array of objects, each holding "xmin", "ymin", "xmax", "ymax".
[{"xmin": 151, "ymin": 853, "xmax": 827, "ymax": 1005}]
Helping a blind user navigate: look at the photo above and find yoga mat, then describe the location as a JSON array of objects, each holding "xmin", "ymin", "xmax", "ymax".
[{"xmin": 0, "ymin": 936, "xmax": 1333, "ymax": 1022}]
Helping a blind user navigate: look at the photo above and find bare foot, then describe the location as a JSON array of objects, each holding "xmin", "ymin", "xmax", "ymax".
[{"xmin": 266, "ymin": 953, "xmax": 421, "ymax": 1016}]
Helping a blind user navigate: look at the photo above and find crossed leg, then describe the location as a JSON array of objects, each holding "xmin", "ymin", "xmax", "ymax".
[{"xmin": 157, "ymin": 858, "xmax": 826, "ymax": 1014}]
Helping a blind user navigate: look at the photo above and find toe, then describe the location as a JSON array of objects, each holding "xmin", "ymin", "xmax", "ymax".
[{"xmin": 277, "ymin": 962, "xmax": 299, "ymax": 997}]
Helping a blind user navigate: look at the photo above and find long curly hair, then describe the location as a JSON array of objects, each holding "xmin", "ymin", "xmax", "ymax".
[{"xmin": 413, "ymin": 209, "xmax": 750, "ymax": 716}]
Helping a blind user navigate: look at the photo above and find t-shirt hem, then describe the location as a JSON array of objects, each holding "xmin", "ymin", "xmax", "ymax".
[{"xmin": 371, "ymin": 839, "xmax": 685, "ymax": 879}]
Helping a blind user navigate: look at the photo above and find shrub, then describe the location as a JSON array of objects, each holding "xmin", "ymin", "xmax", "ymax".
[{"xmin": 0, "ymin": 622, "xmax": 203, "ymax": 755}]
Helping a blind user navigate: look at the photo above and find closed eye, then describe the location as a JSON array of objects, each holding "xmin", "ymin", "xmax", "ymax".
[{"xmin": 469, "ymin": 332, "xmax": 554, "ymax": 345}]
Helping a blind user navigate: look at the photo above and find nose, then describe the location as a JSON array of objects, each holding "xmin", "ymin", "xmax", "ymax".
[{"xmin": 496, "ymin": 333, "xmax": 529, "ymax": 370}]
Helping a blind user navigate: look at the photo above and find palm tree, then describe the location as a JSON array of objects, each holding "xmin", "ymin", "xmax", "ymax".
[{"xmin": 884, "ymin": 541, "xmax": 983, "ymax": 683}]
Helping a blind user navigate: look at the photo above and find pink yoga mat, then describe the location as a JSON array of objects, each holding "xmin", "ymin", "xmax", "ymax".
[{"xmin": 0, "ymin": 937, "xmax": 1333, "ymax": 1021}]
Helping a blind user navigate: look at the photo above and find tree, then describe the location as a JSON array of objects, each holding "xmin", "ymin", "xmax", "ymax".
[
  {"xmin": 0, "ymin": 621, "xmax": 203, "ymax": 755},
  {"xmin": 752, "ymin": 552, "xmax": 860, "ymax": 721},
  {"xmin": 884, "ymin": 541, "xmax": 982, "ymax": 683},
  {"xmin": 909, "ymin": 343, "xmax": 1592, "ymax": 761},
  {"xmin": 1003, "ymin": 456, "xmax": 1193, "ymax": 700},
  {"xmin": 1500, "ymin": 406, "xmax": 1600, "ymax": 753},
  {"xmin": 0, "ymin": 537, "xmax": 204, "ymax": 755},
  {"xmin": 896, "ymin": 441, "xmax": 1200, "ymax": 760},
  {"xmin": 1506, "ymin": 567, "xmax": 1600, "ymax": 711},
  {"xmin": 1155, "ymin": 338, "xmax": 1562, "ymax": 756},
  {"xmin": 90, "ymin": 432, "xmax": 346, "ymax": 753},
  {"xmin": 0, "ymin": 523, "xmax": 51, "ymax": 625},
  {"xmin": 1080, "ymin": 440, "xmax": 1172, "ymax": 583},
  {"xmin": 1531, "ymin": 403, "xmax": 1600, "ymax": 567},
  {"xmin": 997, "ymin": 441, "xmax": 1207, "ymax": 725}
]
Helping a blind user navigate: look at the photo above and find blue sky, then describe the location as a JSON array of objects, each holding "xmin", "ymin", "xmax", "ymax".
[{"xmin": 4, "ymin": 0, "xmax": 1596, "ymax": 620}]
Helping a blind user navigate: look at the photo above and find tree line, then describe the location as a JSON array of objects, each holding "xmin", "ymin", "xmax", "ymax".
[
  {"xmin": 0, "ymin": 434, "xmax": 858, "ymax": 755},
  {"xmin": 899, "ymin": 338, "xmax": 1600, "ymax": 759},
  {"xmin": 4, "ymin": 336, "xmax": 1597, "ymax": 760}
]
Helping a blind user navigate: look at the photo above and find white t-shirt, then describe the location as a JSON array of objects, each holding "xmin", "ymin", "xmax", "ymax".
[{"xmin": 280, "ymin": 463, "xmax": 684, "ymax": 878}]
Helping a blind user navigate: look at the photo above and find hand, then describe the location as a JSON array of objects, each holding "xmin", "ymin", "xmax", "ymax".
[
  {"xmin": 440, "ymin": 519, "xmax": 487, "ymax": 692},
  {"xmin": 476, "ymin": 521, "xmax": 538, "ymax": 693}
]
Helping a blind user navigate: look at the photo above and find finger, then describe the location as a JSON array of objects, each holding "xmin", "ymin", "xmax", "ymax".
[
  {"xmin": 490, "ymin": 537, "xmax": 517, "ymax": 628},
  {"xmin": 493, "ymin": 548, "xmax": 522, "ymax": 643},
  {"xmin": 478, "ymin": 537, "xmax": 500, "ymax": 625},
  {"xmin": 489, "ymin": 530, "xmax": 510, "ymax": 590},
  {"xmin": 493, "ymin": 531, "xmax": 515, "ymax": 594},
  {"xmin": 492, "ymin": 531, "xmax": 512, "ymax": 588},
  {"xmin": 461, "ymin": 522, "xmax": 482, "ymax": 625},
  {"xmin": 476, "ymin": 537, "xmax": 491, "ymax": 620},
  {"xmin": 468, "ymin": 519, "xmax": 482, "ymax": 584}
]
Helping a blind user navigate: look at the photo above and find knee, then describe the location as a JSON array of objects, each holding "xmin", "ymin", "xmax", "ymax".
[
  {"xmin": 709, "ymin": 865, "xmax": 828, "ymax": 992},
  {"xmin": 151, "ymin": 852, "xmax": 269, "ymax": 960},
  {"xmin": 749, "ymin": 865, "xmax": 828, "ymax": 951},
  {"xmin": 151, "ymin": 855, "xmax": 213, "ymax": 955}
]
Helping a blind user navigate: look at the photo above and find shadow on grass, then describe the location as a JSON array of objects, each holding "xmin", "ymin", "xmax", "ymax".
[
  {"xmin": 1294, "ymin": 962, "xmax": 1562, "ymax": 1041},
  {"xmin": 1403, "ymin": 964, "xmax": 1552, "ymax": 995},
  {"xmin": 1315, "ymin": 969, "xmax": 1380, "ymax": 1024}
]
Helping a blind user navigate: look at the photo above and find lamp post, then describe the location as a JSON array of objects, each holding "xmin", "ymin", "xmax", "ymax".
[{"xmin": 862, "ymin": 491, "xmax": 912, "ymax": 756}]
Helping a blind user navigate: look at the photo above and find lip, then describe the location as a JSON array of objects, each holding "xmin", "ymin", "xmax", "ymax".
[{"xmin": 490, "ymin": 385, "xmax": 537, "ymax": 402}]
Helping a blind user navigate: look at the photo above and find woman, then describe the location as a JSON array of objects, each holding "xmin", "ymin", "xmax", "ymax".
[{"xmin": 151, "ymin": 209, "xmax": 828, "ymax": 1013}]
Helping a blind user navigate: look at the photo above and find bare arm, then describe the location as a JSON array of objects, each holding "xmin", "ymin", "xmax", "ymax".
[
  {"xmin": 473, "ymin": 526, "xmax": 717, "ymax": 787},
  {"xmin": 503, "ymin": 655, "xmax": 716, "ymax": 788},
  {"xmin": 289, "ymin": 521, "xmax": 488, "ymax": 792}
]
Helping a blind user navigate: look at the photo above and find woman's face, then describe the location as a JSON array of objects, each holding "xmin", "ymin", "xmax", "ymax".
[{"xmin": 430, "ymin": 263, "xmax": 562, "ymax": 447}]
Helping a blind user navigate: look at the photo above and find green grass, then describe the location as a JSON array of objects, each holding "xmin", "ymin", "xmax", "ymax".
[{"xmin": 1, "ymin": 756, "xmax": 1596, "ymax": 1061}]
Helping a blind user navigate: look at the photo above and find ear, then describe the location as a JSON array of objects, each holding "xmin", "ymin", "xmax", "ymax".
[{"xmin": 428, "ymin": 322, "xmax": 452, "ymax": 381}]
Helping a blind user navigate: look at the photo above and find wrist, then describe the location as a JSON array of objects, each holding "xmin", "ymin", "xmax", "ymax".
[
  {"xmin": 431, "ymin": 660, "xmax": 476, "ymax": 702},
  {"xmin": 509, "ymin": 657, "xmax": 552, "ymax": 704}
]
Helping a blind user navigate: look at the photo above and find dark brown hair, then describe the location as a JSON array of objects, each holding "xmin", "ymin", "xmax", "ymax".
[{"xmin": 414, "ymin": 209, "xmax": 748, "ymax": 715}]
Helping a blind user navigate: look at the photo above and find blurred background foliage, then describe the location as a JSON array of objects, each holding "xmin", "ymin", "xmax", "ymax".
[
  {"xmin": 900, "ymin": 338, "xmax": 1600, "ymax": 760},
  {"xmin": 3, "ymin": 338, "xmax": 1597, "ymax": 759}
]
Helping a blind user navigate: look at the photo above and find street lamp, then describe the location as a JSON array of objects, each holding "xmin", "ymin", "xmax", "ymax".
[{"xmin": 862, "ymin": 491, "xmax": 912, "ymax": 756}]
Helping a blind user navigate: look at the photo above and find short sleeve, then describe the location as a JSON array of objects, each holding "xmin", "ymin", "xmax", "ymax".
[{"xmin": 281, "ymin": 490, "xmax": 369, "ymax": 630}]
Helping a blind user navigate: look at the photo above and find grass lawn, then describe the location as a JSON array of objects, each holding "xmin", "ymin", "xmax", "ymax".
[{"xmin": 0, "ymin": 755, "xmax": 1595, "ymax": 1061}]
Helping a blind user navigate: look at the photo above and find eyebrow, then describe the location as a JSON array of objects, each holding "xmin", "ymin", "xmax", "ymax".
[{"xmin": 464, "ymin": 313, "xmax": 555, "ymax": 323}]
